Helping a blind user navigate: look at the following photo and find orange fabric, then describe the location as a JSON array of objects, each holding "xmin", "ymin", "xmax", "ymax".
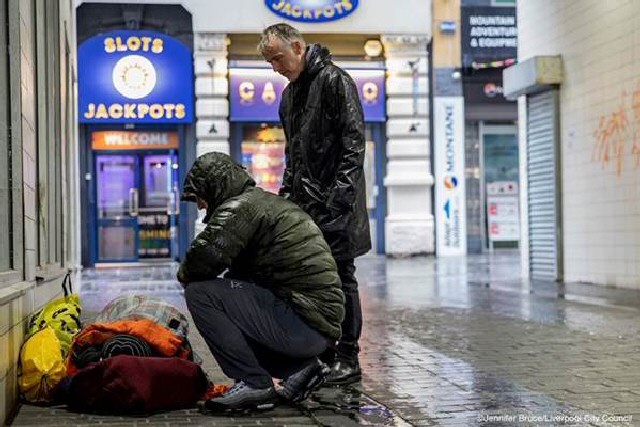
[
  {"xmin": 67, "ymin": 319, "xmax": 188, "ymax": 376},
  {"xmin": 202, "ymin": 384, "xmax": 231, "ymax": 400}
]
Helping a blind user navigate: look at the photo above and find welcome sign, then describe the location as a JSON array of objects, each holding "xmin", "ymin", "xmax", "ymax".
[
  {"xmin": 265, "ymin": 0, "xmax": 359, "ymax": 23},
  {"xmin": 78, "ymin": 30, "xmax": 194, "ymax": 123}
]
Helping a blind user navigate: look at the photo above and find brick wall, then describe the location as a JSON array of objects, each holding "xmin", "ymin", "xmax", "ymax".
[{"xmin": 518, "ymin": 0, "xmax": 640, "ymax": 287}]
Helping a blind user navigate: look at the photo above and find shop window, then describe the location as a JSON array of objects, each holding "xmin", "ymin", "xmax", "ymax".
[
  {"xmin": 239, "ymin": 123, "xmax": 378, "ymax": 209},
  {"xmin": 35, "ymin": 0, "xmax": 64, "ymax": 270},
  {"xmin": 0, "ymin": 0, "xmax": 26, "ymax": 284},
  {"xmin": 240, "ymin": 124, "xmax": 286, "ymax": 195},
  {"xmin": 0, "ymin": 0, "xmax": 11, "ymax": 273}
]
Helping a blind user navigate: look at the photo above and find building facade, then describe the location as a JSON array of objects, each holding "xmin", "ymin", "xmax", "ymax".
[
  {"xmin": 76, "ymin": 0, "xmax": 434, "ymax": 258},
  {"xmin": 75, "ymin": 4, "xmax": 197, "ymax": 266},
  {"xmin": 0, "ymin": 0, "xmax": 78, "ymax": 423},
  {"xmin": 460, "ymin": 0, "xmax": 518, "ymax": 254},
  {"xmin": 505, "ymin": 0, "xmax": 640, "ymax": 287}
]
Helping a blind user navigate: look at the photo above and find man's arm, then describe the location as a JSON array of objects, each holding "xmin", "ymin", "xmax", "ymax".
[
  {"xmin": 177, "ymin": 201, "xmax": 260, "ymax": 285},
  {"xmin": 325, "ymin": 73, "xmax": 366, "ymax": 225},
  {"xmin": 278, "ymin": 99, "xmax": 293, "ymax": 199}
]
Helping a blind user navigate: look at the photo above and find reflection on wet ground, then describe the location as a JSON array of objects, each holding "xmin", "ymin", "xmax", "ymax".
[{"xmin": 11, "ymin": 252, "xmax": 640, "ymax": 426}]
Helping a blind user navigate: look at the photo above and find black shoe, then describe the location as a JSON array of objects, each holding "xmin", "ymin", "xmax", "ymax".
[
  {"xmin": 204, "ymin": 381, "xmax": 278, "ymax": 412},
  {"xmin": 278, "ymin": 358, "xmax": 330, "ymax": 403},
  {"xmin": 324, "ymin": 359, "xmax": 361, "ymax": 386}
]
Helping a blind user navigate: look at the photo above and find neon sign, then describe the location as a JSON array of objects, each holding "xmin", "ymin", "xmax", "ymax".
[
  {"xmin": 264, "ymin": 0, "xmax": 359, "ymax": 23},
  {"xmin": 78, "ymin": 31, "xmax": 194, "ymax": 123}
]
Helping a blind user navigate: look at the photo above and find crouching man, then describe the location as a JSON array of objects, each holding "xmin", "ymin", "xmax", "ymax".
[{"xmin": 178, "ymin": 152, "xmax": 344, "ymax": 412}]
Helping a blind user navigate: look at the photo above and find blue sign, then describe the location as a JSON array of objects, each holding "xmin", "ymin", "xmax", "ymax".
[
  {"xmin": 229, "ymin": 68, "xmax": 385, "ymax": 122},
  {"xmin": 265, "ymin": 0, "xmax": 359, "ymax": 23},
  {"xmin": 78, "ymin": 30, "xmax": 194, "ymax": 123}
]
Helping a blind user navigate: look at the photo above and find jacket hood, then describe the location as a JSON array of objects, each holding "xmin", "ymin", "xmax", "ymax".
[
  {"xmin": 181, "ymin": 152, "xmax": 255, "ymax": 223},
  {"xmin": 303, "ymin": 44, "xmax": 332, "ymax": 78}
]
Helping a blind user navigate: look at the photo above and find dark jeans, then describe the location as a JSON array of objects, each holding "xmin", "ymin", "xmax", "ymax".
[
  {"xmin": 335, "ymin": 259, "xmax": 362, "ymax": 362},
  {"xmin": 184, "ymin": 279, "xmax": 330, "ymax": 389}
]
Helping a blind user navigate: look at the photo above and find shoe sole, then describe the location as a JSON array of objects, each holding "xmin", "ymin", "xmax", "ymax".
[{"xmin": 202, "ymin": 399, "xmax": 277, "ymax": 414}]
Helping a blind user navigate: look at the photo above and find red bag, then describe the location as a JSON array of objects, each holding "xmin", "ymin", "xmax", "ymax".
[{"xmin": 66, "ymin": 355, "xmax": 209, "ymax": 414}]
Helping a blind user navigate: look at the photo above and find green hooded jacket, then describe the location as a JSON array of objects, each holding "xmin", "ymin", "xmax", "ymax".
[{"xmin": 178, "ymin": 152, "xmax": 344, "ymax": 339}]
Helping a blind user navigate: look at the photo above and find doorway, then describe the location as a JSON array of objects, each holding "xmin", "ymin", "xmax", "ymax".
[
  {"xmin": 480, "ymin": 124, "xmax": 520, "ymax": 251},
  {"xmin": 93, "ymin": 151, "xmax": 180, "ymax": 262}
]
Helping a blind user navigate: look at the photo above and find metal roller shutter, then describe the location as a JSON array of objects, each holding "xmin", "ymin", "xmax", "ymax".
[{"xmin": 527, "ymin": 90, "xmax": 562, "ymax": 281}]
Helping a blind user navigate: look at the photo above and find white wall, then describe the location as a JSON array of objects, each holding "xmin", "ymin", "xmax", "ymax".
[
  {"xmin": 77, "ymin": 0, "xmax": 432, "ymax": 35},
  {"xmin": 518, "ymin": 0, "xmax": 640, "ymax": 288}
]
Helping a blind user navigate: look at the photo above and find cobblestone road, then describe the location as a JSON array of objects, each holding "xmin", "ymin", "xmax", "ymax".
[{"xmin": 10, "ymin": 253, "xmax": 640, "ymax": 426}]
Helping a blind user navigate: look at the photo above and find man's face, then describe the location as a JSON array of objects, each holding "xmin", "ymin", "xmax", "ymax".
[{"xmin": 262, "ymin": 36, "xmax": 305, "ymax": 82}]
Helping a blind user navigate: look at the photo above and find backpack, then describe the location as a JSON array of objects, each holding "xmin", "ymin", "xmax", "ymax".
[{"xmin": 27, "ymin": 272, "xmax": 82, "ymax": 357}]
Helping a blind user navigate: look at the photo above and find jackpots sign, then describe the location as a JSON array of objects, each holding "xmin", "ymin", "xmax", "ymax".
[
  {"xmin": 78, "ymin": 30, "xmax": 194, "ymax": 123},
  {"xmin": 264, "ymin": 0, "xmax": 359, "ymax": 23}
]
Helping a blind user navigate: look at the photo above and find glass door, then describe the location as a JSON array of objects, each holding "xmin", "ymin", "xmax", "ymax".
[
  {"xmin": 138, "ymin": 152, "xmax": 180, "ymax": 259},
  {"xmin": 94, "ymin": 151, "xmax": 180, "ymax": 262},
  {"xmin": 96, "ymin": 154, "xmax": 139, "ymax": 262},
  {"xmin": 480, "ymin": 124, "xmax": 519, "ymax": 250}
]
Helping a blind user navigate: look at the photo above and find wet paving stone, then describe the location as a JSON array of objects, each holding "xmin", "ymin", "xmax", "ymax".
[{"xmin": 10, "ymin": 253, "xmax": 640, "ymax": 426}]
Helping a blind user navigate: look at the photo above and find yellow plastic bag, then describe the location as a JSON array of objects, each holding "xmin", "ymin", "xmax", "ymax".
[
  {"xmin": 27, "ymin": 272, "xmax": 82, "ymax": 357},
  {"xmin": 18, "ymin": 326, "xmax": 67, "ymax": 403}
]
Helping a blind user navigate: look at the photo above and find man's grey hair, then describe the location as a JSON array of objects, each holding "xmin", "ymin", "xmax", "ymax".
[{"xmin": 258, "ymin": 23, "xmax": 306, "ymax": 53}]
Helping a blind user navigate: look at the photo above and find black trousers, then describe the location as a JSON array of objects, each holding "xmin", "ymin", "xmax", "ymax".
[
  {"xmin": 335, "ymin": 259, "xmax": 362, "ymax": 361},
  {"xmin": 184, "ymin": 279, "xmax": 330, "ymax": 389}
]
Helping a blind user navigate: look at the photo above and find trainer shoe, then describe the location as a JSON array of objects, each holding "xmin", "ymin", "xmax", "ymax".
[{"xmin": 204, "ymin": 381, "xmax": 278, "ymax": 412}]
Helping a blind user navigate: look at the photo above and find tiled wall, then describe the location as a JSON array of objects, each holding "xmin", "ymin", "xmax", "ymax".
[
  {"xmin": 518, "ymin": 0, "xmax": 640, "ymax": 287},
  {"xmin": 0, "ymin": 279, "xmax": 64, "ymax": 422},
  {"xmin": 0, "ymin": 0, "xmax": 76, "ymax": 423}
]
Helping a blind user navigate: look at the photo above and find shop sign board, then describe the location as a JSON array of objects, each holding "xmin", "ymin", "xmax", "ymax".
[
  {"xmin": 463, "ymin": 69, "xmax": 511, "ymax": 105},
  {"xmin": 264, "ymin": 0, "xmax": 359, "ymax": 23},
  {"xmin": 461, "ymin": 6, "xmax": 517, "ymax": 68},
  {"xmin": 229, "ymin": 68, "xmax": 385, "ymax": 122},
  {"xmin": 487, "ymin": 181, "xmax": 520, "ymax": 242},
  {"xmin": 91, "ymin": 131, "xmax": 179, "ymax": 151},
  {"xmin": 138, "ymin": 214, "xmax": 173, "ymax": 258},
  {"xmin": 434, "ymin": 97, "xmax": 467, "ymax": 256},
  {"xmin": 78, "ymin": 30, "xmax": 194, "ymax": 123}
]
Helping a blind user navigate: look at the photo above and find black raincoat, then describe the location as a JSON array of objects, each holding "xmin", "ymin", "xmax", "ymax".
[
  {"xmin": 279, "ymin": 44, "xmax": 371, "ymax": 261},
  {"xmin": 178, "ymin": 152, "xmax": 344, "ymax": 339}
]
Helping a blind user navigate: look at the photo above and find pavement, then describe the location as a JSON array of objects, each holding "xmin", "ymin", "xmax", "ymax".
[{"xmin": 9, "ymin": 252, "xmax": 640, "ymax": 426}]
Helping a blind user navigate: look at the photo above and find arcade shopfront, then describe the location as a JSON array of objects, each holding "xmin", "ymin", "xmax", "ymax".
[
  {"xmin": 78, "ymin": 30, "xmax": 195, "ymax": 265},
  {"xmin": 228, "ymin": 65, "xmax": 387, "ymax": 252}
]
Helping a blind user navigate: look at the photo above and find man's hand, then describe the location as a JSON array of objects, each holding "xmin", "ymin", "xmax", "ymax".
[{"xmin": 278, "ymin": 189, "xmax": 292, "ymax": 200}]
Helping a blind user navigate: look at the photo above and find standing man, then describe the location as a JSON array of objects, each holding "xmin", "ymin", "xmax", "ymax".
[{"xmin": 259, "ymin": 23, "xmax": 371, "ymax": 385}]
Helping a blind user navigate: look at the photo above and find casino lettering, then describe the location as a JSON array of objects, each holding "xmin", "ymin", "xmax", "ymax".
[
  {"xmin": 269, "ymin": 0, "xmax": 355, "ymax": 20},
  {"xmin": 104, "ymin": 36, "xmax": 164, "ymax": 54},
  {"xmin": 83, "ymin": 103, "xmax": 186, "ymax": 120}
]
